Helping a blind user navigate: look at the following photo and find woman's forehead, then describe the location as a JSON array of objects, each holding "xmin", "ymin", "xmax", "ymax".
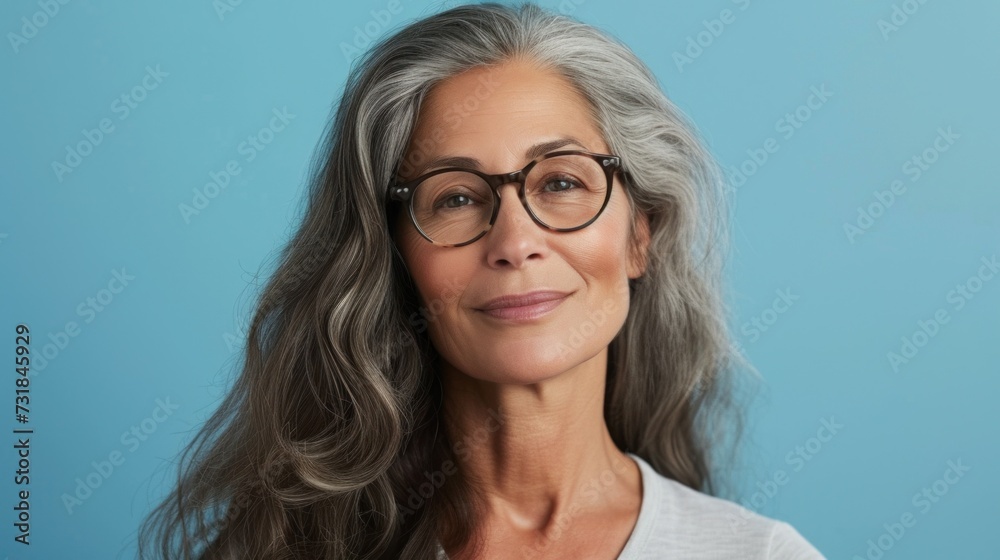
[
  {"xmin": 418, "ymin": 60, "xmax": 588, "ymax": 123},
  {"xmin": 404, "ymin": 60, "xmax": 607, "ymax": 167}
]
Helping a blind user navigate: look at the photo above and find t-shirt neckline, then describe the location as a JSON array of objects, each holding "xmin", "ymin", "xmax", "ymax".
[
  {"xmin": 615, "ymin": 452, "xmax": 661, "ymax": 558},
  {"xmin": 434, "ymin": 452, "xmax": 661, "ymax": 559}
]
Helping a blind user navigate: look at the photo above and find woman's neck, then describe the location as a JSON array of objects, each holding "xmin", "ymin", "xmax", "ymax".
[{"xmin": 438, "ymin": 346, "xmax": 640, "ymax": 534}]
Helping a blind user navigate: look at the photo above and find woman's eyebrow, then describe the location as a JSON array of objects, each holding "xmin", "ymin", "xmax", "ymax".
[{"xmin": 417, "ymin": 136, "xmax": 589, "ymax": 175}]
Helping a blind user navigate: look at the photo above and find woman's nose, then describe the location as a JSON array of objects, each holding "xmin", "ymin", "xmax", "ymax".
[{"xmin": 482, "ymin": 183, "xmax": 547, "ymax": 268}]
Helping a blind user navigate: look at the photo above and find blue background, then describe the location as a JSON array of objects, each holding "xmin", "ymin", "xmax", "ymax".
[{"xmin": 2, "ymin": 0, "xmax": 997, "ymax": 558}]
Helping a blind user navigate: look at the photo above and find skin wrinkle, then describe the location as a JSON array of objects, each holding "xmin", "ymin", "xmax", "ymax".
[{"xmin": 392, "ymin": 58, "xmax": 653, "ymax": 559}]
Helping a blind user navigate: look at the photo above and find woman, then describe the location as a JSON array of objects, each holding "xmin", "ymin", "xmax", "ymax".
[{"xmin": 139, "ymin": 3, "xmax": 825, "ymax": 558}]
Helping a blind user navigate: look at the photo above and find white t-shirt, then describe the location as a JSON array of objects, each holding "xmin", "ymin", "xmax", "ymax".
[{"xmin": 435, "ymin": 453, "xmax": 826, "ymax": 559}]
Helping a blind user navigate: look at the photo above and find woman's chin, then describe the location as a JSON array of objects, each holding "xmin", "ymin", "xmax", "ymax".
[{"xmin": 457, "ymin": 350, "xmax": 603, "ymax": 386}]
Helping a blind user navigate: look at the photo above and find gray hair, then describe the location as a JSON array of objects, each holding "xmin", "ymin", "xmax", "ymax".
[{"xmin": 138, "ymin": 3, "xmax": 756, "ymax": 559}]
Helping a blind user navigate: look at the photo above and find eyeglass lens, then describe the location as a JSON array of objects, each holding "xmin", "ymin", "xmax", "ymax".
[{"xmin": 410, "ymin": 153, "xmax": 609, "ymax": 245}]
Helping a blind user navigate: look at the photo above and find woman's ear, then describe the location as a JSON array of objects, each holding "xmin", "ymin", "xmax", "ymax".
[{"xmin": 627, "ymin": 210, "xmax": 652, "ymax": 280}]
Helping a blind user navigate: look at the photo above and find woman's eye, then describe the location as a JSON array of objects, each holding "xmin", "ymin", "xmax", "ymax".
[
  {"xmin": 542, "ymin": 177, "xmax": 582, "ymax": 192},
  {"xmin": 436, "ymin": 193, "xmax": 477, "ymax": 209},
  {"xmin": 443, "ymin": 194, "xmax": 471, "ymax": 207}
]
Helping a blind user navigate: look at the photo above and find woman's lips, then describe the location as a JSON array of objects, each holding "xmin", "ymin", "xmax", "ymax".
[{"xmin": 477, "ymin": 292, "xmax": 570, "ymax": 321}]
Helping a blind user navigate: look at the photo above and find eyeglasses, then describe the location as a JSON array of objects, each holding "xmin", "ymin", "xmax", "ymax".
[{"xmin": 388, "ymin": 150, "xmax": 622, "ymax": 247}]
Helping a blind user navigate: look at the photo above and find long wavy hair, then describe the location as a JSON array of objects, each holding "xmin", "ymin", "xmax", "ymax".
[{"xmin": 137, "ymin": 2, "xmax": 758, "ymax": 558}]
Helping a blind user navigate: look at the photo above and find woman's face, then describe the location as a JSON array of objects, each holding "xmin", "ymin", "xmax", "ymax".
[{"xmin": 393, "ymin": 58, "xmax": 649, "ymax": 385}]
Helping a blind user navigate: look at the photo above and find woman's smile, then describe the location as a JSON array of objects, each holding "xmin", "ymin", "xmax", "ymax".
[{"xmin": 475, "ymin": 290, "xmax": 573, "ymax": 322}]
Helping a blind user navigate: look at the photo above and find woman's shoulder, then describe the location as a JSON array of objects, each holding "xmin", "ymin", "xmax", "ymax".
[{"xmin": 626, "ymin": 454, "xmax": 826, "ymax": 559}]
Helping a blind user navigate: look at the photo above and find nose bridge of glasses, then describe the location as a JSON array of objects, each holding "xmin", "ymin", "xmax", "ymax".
[
  {"xmin": 481, "ymin": 170, "xmax": 532, "ymax": 230},
  {"xmin": 485, "ymin": 169, "xmax": 527, "ymax": 190},
  {"xmin": 484, "ymin": 170, "xmax": 526, "ymax": 205}
]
